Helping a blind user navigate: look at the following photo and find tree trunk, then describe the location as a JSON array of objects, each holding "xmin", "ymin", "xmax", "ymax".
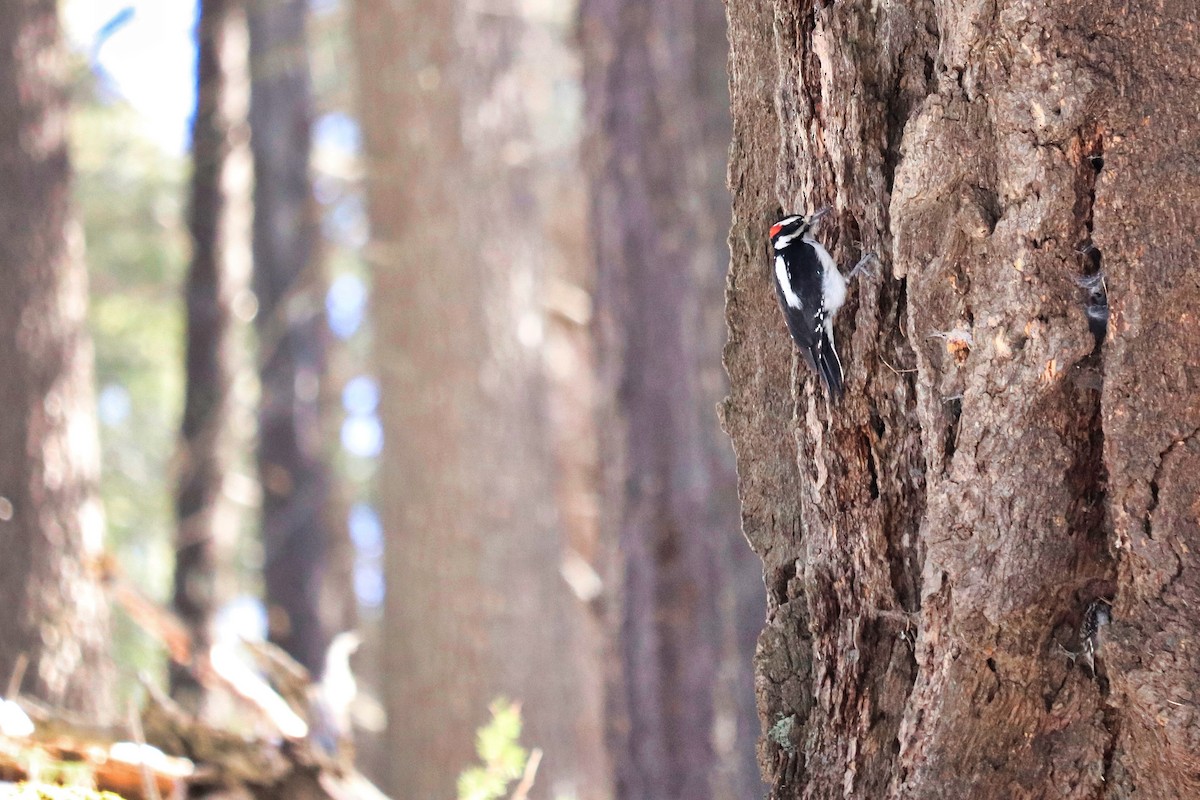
[
  {"xmin": 0, "ymin": 0, "xmax": 112, "ymax": 718},
  {"xmin": 580, "ymin": 0, "xmax": 764, "ymax": 797},
  {"xmin": 722, "ymin": 0, "xmax": 1200, "ymax": 796},
  {"xmin": 352, "ymin": 0, "xmax": 609, "ymax": 796},
  {"xmin": 247, "ymin": 0, "xmax": 340, "ymax": 677},
  {"xmin": 174, "ymin": 0, "xmax": 252, "ymax": 705}
]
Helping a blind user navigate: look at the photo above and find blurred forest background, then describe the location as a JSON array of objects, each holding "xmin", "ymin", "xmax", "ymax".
[{"xmin": 0, "ymin": 0, "xmax": 763, "ymax": 798}]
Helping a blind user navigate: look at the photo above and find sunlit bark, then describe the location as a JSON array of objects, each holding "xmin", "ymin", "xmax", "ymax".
[
  {"xmin": 352, "ymin": 0, "xmax": 609, "ymax": 795},
  {"xmin": 0, "ymin": 0, "xmax": 111, "ymax": 718}
]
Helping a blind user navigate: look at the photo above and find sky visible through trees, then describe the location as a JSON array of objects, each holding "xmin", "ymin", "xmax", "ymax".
[
  {"xmin": 9, "ymin": 0, "xmax": 770, "ymax": 794},
  {"xmin": 69, "ymin": 0, "xmax": 386, "ymax": 631},
  {"xmin": 9, "ymin": 0, "xmax": 1195, "ymax": 796}
]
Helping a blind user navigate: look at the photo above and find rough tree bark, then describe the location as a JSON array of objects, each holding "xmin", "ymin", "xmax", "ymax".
[
  {"xmin": 580, "ymin": 0, "xmax": 765, "ymax": 797},
  {"xmin": 247, "ymin": 0, "xmax": 340, "ymax": 676},
  {"xmin": 722, "ymin": 0, "xmax": 1200, "ymax": 796},
  {"xmin": 174, "ymin": 0, "xmax": 251, "ymax": 704},
  {"xmin": 352, "ymin": 0, "xmax": 608, "ymax": 796},
  {"xmin": 0, "ymin": 0, "xmax": 112, "ymax": 718}
]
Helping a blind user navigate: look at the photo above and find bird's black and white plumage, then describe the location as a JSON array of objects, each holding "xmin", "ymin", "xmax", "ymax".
[{"xmin": 770, "ymin": 210, "xmax": 869, "ymax": 400}]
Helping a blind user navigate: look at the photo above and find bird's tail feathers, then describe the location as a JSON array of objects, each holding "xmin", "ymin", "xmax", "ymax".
[{"xmin": 816, "ymin": 335, "xmax": 844, "ymax": 401}]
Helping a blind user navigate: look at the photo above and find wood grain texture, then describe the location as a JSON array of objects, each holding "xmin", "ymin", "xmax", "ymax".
[{"xmin": 723, "ymin": 0, "xmax": 1200, "ymax": 796}]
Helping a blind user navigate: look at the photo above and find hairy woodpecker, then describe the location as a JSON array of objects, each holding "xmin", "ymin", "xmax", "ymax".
[{"xmin": 769, "ymin": 209, "xmax": 873, "ymax": 400}]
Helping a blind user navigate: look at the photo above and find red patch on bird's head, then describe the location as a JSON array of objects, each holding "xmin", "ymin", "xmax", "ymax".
[{"xmin": 769, "ymin": 221, "xmax": 784, "ymax": 238}]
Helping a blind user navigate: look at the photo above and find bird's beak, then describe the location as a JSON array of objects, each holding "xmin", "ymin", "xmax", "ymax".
[{"xmin": 807, "ymin": 207, "xmax": 831, "ymax": 227}]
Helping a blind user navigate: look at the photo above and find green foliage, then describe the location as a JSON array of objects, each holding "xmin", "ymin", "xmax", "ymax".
[
  {"xmin": 456, "ymin": 699, "xmax": 529, "ymax": 800},
  {"xmin": 70, "ymin": 64, "xmax": 187, "ymax": 706},
  {"xmin": 10, "ymin": 786, "xmax": 125, "ymax": 800},
  {"xmin": 15, "ymin": 749, "xmax": 99, "ymax": 793}
]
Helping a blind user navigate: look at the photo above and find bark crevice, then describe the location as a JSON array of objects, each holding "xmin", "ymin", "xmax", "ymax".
[
  {"xmin": 1145, "ymin": 425, "xmax": 1200, "ymax": 541},
  {"xmin": 1074, "ymin": 126, "xmax": 1107, "ymax": 353}
]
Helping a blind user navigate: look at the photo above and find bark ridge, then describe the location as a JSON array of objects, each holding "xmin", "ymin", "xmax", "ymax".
[{"xmin": 723, "ymin": 0, "xmax": 1200, "ymax": 796}]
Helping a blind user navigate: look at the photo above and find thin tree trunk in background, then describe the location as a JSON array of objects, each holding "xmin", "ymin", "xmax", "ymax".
[
  {"xmin": 174, "ymin": 0, "xmax": 251, "ymax": 706},
  {"xmin": 723, "ymin": 0, "xmax": 1200, "ymax": 796},
  {"xmin": 352, "ymin": 0, "xmax": 609, "ymax": 796},
  {"xmin": 580, "ymin": 0, "xmax": 763, "ymax": 797},
  {"xmin": 0, "ymin": 0, "xmax": 112, "ymax": 719},
  {"xmin": 248, "ymin": 0, "xmax": 340, "ymax": 677}
]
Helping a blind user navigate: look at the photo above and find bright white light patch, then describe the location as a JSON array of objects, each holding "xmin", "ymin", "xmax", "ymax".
[
  {"xmin": 349, "ymin": 503, "xmax": 383, "ymax": 558},
  {"xmin": 98, "ymin": 383, "xmax": 132, "ymax": 427},
  {"xmin": 341, "ymin": 415, "xmax": 383, "ymax": 458},
  {"xmin": 327, "ymin": 274, "xmax": 367, "ymax": 339},
  {"xmin": 65, "ymin": 0, "xmax": 197, "ymax": 154},
  {"xmin": 0, "ymin": 699, "xmax": 34, "ymax": 738},
  {"xmin": 342, "ymin": 375, "xmax": 380, "ymax": 416}
]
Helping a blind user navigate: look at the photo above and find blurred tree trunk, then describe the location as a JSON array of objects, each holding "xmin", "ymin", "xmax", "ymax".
[
  {"xmin": 352, "ymin": 0, "xmax": 609, "ymax": 797},
  {"xmin": 723, "ymin": 0, "xmax": 1200, "ymax": 796},
  {"xmin": 248, "ymin": 0, "xmax": 344, "ymax": 677},
  {"xmin": 579, "ymin": 0, "xmax": 764, "ymax": 798},
  {"xmin": 174, "ymin": 0, "xmax": 251, "ymax": 705},
  {"xmin": 0, "ymin": 0, "xmax": 112, "ymax": 718}
]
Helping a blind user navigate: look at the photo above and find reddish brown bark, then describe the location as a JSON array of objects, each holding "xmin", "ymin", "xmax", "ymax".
[
  {"xmin": 723, "ymin": 0, "xmax": 1200, "ymax": 796},
  {"xmin": 1092, "ymin": 4, "xmax": 1200, "ymax": 794}
]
